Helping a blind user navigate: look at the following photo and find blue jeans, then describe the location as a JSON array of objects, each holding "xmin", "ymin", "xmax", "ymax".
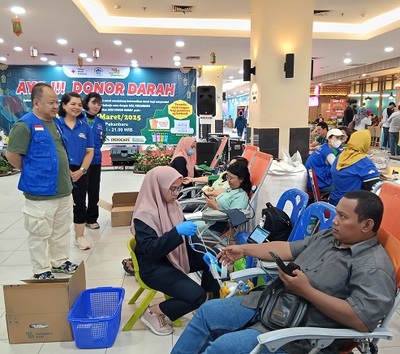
[
  {"xmin": 389, "ymin": 132, "xmax": 400, "ymax": 155},
  {"xmin": 171, "ymin": 297, "xmax": 287, "ymax": 354}
]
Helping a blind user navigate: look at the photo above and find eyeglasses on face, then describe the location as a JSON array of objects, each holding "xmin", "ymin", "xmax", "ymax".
[{"xmin": 170, "ymin": 185, "xmax": 183, "ymax": 195}]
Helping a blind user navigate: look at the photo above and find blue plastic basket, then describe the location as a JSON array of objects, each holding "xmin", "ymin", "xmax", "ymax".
[{"xmin": 68, "ymin": 287, "xmax": 125, "ymax": 349}]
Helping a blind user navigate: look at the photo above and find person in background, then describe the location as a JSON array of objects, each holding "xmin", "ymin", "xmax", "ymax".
[
  {"xmin": 305, "ymin": 128, "xmax": 346, "ymax": 194},
  {"xmin": 314, "ymin": 113, "xmax": 324, "ymax": 123},
  {"xmin": 170, "ymin": 136, "xmax": 199, "ymax": 181},
  {"xmin": 6, "ymin": 83, "xmax": 77, "ymax": 280},
  {"xmin": 234, "ymin": 111, "xmax": 247, "ymax": 138},
  {"xmin": 387, "ymin": 104, "xmax": 400, "ymax": 156},
  {"xmin": 381, "ymin": 101, "xmax": 395, "ymax": 150},
  {"xmin": 183, "ymin": 156, "xmax": 249, "ymax": 197},
  {"xmin": 353, "ymin": 106, "xmax": 371, "ymax": 131},
  {"xmin": 172, "ymin": 191, "xmax": 395, "ymax": 354},
  {"xmin": 329, "ymin": 130, "xmax": 380, "ymax": 206},
  {"xmin": 337, "ymin": 125, "xmax": 352, "ymax": 145},
  {"xmin": 82, "ymin": 93, "xmax": 106, "ymax": 229},
  {"xmin": 310, "ymin": 121, "xmax": 329, "ymax": 150},
  {"xmin": 132, "ymin": 166, "xmax": 220, "ymax": 336},
  {"xmin": 343, "ymin": 98, "xmax": 357, "ymax": 126},
  {"xmin": 56, "ymin": 92, "xmax": 94, "ymax": 250}
]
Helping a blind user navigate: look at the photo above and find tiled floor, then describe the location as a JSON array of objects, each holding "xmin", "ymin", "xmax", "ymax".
[{"xmin": 0, "ymin": 157, "xmax": 400, "ymax": 353}]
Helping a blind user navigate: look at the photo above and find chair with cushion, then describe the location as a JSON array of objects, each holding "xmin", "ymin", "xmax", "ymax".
[
  {"xmin": 122, "ymin": 238, "xmax": 181, "ymax": 331},
  {"xmin": 249, "ymin": 227, "xmax": 400, "ymax": 354}
]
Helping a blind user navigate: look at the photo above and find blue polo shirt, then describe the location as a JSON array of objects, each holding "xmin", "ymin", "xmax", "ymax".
[
  {"xmin": 55, "ymin": 117, "xmax": 94, "ymax": 166},
  {"xmin": 329, "ymin": 157, "xmax": 380, "ymax": 206}
]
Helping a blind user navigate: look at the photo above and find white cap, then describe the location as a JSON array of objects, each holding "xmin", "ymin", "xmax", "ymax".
[{"xmin": 327, "ymin": 128, "xmax": 344, "ymax": 139}]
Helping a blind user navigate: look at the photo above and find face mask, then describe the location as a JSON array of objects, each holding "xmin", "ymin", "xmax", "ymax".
[
  {"xmin": 331, "ymin": 139, "xmax": 342, "ymax": 149},
  {"xmin": 187, "ymin": 149, "xmax": 195, "ymax": 156}
]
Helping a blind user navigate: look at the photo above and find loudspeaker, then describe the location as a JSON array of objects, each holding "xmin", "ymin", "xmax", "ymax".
[
  {"xmin": 243, "ymin": 59, "xmax": 251, "ymax": 81},
  {"xmin": 310, "ymin": 59, "xmax": 314, "ymax": 81},
  {"xmin": 197, "ymin": 86, "xmax": 216, "ymax": 116},
  {"xmin": 284, "ymin": 53, "xmax": 295, "ymax": 78},
  {"xmin": 196, "ymin": 141, "xmax": 218, "ymax": 165},
  {"xmin": 222, "ymin": 92, "xmax": 226, "ymax": 101}
]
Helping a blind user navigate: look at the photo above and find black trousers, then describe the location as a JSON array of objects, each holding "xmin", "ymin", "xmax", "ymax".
[
  {"xmin": 141, "ymin": 239, "xmax": 221, "ymax": 321},
  {"xmin": 86, "ymin": 164, "xmax": 101, "ymax": 223},
  {"xmin": 70, "ymin": 165, "xmax": 88, "ymax": 224}
]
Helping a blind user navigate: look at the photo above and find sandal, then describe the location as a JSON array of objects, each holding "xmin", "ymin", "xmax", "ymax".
[{"xmin": 122, "ymin": 258, "xmax": 135, "ymax": 276}]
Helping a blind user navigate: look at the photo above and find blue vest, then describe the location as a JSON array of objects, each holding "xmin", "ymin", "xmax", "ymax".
[{"xmin": 18, "ymin": 113, "xmax": 59, "ymax": 195}]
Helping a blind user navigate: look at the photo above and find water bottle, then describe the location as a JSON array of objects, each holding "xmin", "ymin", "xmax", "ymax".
[
  {"xmin": 305, "ymin": 216, "xmax": 318, "ymax": 236},
  {"xmin": 259, "ymin": 214, "xmax": 266, "ymax": 228}
]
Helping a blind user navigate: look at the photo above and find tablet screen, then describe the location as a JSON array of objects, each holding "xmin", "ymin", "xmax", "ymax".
[{"xmin": 248, "ymin": 226, "xmax": 270, "ymax": 244}]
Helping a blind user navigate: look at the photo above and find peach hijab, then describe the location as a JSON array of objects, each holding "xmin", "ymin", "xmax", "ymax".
[
  {"xmin": 171, "ymin": 136, "xmax": 196, "ymax": 178},
  {"xmin": 131, "ymin": 166, "xmax": 189, "ymax": 273}
]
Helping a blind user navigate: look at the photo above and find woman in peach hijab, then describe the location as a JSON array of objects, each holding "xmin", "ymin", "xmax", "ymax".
[
  {"xmin": 170, "ymin": 136, "xmax": 198, "ymax": 179},
  {"xmin": 131, "ymin": 166, "xmax": 220, "ymax": 336}
]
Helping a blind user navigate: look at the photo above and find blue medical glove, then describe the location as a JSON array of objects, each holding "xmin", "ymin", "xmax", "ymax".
[{"xmin": 176, "ymin": 221, "xmax": 197, "ymax": 237}]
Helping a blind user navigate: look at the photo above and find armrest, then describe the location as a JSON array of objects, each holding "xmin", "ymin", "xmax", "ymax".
[
  {"xmin": 249, "ymin": 327, "xmax": 393, "ymax": 354},
  {"xmin": 202, "ymin": 209, "xmax": 251, "ymax": 221},
  {"xmin": 230, "ymin": 268, "xmax": 269, "ymax": 282}
]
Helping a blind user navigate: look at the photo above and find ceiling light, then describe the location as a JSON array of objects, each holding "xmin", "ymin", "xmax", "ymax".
[
  {"xmin": 11, "ymin": 6, "xmax": 25, "ymax": 14},
  {"xmin": 14, "ymin": 46, "xmax": 23, "ymax": 52},
  {"xmin": 338, "ymin": 79, "xmax": 342, "ymax": 82},
  {"xmin": 343, "ymin": 58, "xmax": 352, "ymax": 64},
  {"xmin": 57, "ymin": 39, "xmax": 68, "ymax": 45},
  {"xmin": 173, "ymin": 55, "xmax": 181, "ymax": 61},
  {"xmin": 131, "ymin": 59, "xmax": 138, "ymax": 65},
  {"xmin": 0, "ymin": 57, "xmax": 7, "ymax": 62},
  {"xmin": 86, "ymin": 58, "xmax": 93, "ymax": 62},
  {"xmin": 40, "ymin": 57, "xmax": 48, "ymax": 62},
  {"xmin": 125, "ymin": 48, "xmax": 133, "ymax": 53},
  {"xmin": 79, "ymin": 53, "xmax": 87, "ymax": 58},
  {"xmin": 49, "ymin": 60, "xmax": 57, "ymax": 66},
  {"xmin": 238, "ymin": 69, "xmax": 244, "ymax": 74},
  {"xmin": 229, "ymin": 76, "xmax": 234, "ymax": 80},
  {"xmin": 174, "ymin": 61, "xmax": 181, "ymax": 67},
  {"xmin": 384, "ymin": 46, "xmax": 394, "ymax": 53},
  {"xmin": 131, "ymin": 62, "xmax": 138, "ymax": 68},
  {"xmin": 113, "ymin": 40, "xmax": 122, "ymax": 46},
  {"xmin": 0, "ymin": 38, "xmax": 4, "ymax": 43},
  {"xmin": 175, "ymin": 40, "xmax": 185, "ymax": 47}
]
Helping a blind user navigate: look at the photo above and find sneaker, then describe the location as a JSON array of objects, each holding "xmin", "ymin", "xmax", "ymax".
[
  {"xmin": 52, "ymin": 261, "xmax": 79, "ymax": 275},
  {"xmin": 86, "ymin": 222, "xmax": 100, "ymax": 229},
  {"xmin": 33, "ymin": 271, "xmax": 55, "ymax": 280},
  {"xmin": 75, "ymin": 236, "xmax": 91, "ymax": 250},
  {"xmin": 140, "ymin": 308, "xmax": 173, "ymax": 336}
]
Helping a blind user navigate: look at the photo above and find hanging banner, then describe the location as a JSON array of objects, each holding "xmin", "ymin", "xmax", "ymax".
[
  {"xmin": 329, "ymin": 98, "xmax": 346, "ymax": 117},
  {"xmin": 0, "ymin": 65, "xmax": 197, "ymax": 144}
]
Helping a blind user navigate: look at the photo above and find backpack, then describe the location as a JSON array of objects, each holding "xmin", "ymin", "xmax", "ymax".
[{"xmin": 261, "ymin": 202, "xmax": 293, "ymax": 242}]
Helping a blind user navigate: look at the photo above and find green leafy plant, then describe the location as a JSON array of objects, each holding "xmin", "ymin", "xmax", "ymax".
[
  {"xmin": 132, "ymin": 145, "xmax": 173, "ymax": 173},
  {"xmin": 0, "ymin": 154, "xmax": 14, "ymax": 174}
]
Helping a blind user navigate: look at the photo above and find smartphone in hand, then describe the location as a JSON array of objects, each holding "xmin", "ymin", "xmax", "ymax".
[{"xmin": 269, "ymin": 251, "xmax": 298, "ymax": 277}]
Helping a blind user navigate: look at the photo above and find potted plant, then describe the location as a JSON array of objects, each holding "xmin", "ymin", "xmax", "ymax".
[
  {"xmin": 0, "ymin": 154, "xmax": 16, "ymax": 176},
  {"xmin": 132, "ymin": 143, "xmax": 173, "ymax": 173}
]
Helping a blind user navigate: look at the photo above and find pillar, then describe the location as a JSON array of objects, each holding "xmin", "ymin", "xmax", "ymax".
[
  {"xmin": 249, "ymin": 0, "xmax": 314, "ymax": 160},
  {"xmin": 197, "ymin": 65, "xmax": 224, "ymax": 135}
]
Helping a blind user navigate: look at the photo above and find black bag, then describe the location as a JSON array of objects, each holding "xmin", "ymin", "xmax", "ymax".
[
  {"xmin": 256, "ymin": 263, "xmax": 308, "ymax": 330},
  {"xmin": 261, "ymin": 202, "xmax": 293, "ymax": 242}
]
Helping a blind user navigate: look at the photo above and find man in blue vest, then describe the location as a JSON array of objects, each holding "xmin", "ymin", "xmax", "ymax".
[{"xmin": 6, "ymin": 83, "xmax": 78, "ymax": 280}]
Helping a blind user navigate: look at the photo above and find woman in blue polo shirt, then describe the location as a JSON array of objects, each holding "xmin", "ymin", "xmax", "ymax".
[
  {"xmin": 56, "ymin": 92, "xmax": 94, "ymax": 250},
  {"xmin": 329, "ymin": 130, "xmax": 380, "ymax": 206},
  {"xmin": 82, "ymin": 93, "xmax": 106, "ymax": 230}
]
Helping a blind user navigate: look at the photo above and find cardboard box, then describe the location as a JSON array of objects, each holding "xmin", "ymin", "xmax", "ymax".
[
  {"xmin": 3, "ymin": 262, "xmax": 86, "ymax": 344},
  {"xmin": 98, "ymin": 192, "xmax": 139, "ymax": 227}
]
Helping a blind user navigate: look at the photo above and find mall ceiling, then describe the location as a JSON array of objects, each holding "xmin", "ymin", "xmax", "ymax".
[{"xmin": 1, "ymin": 0, "xmax": 400, "ymax": 96}]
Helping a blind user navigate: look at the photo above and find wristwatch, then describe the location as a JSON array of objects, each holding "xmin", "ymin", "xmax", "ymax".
[{"xmin": 80, "ymin": 167, "xmax": 87, "ymax": 174}]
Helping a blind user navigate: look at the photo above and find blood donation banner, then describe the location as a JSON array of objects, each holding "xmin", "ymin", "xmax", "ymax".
[{"xmin": 0, "ymin": 65, "xmax": 197, "ymax": 144}]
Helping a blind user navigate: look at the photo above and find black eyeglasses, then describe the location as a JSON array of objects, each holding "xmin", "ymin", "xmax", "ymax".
[{"xmin": 170, "ymin": 185, "xmax": 183, "ymax": 195}]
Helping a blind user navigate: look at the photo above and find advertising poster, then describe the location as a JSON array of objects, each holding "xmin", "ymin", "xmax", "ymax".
[
  {"xmin": 0, "ymin": 64, "xmax": 197, "ymax": 144},
  {"xmin": 329, "ymin": 98, "xmax": 346, "ymax": 117}
]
